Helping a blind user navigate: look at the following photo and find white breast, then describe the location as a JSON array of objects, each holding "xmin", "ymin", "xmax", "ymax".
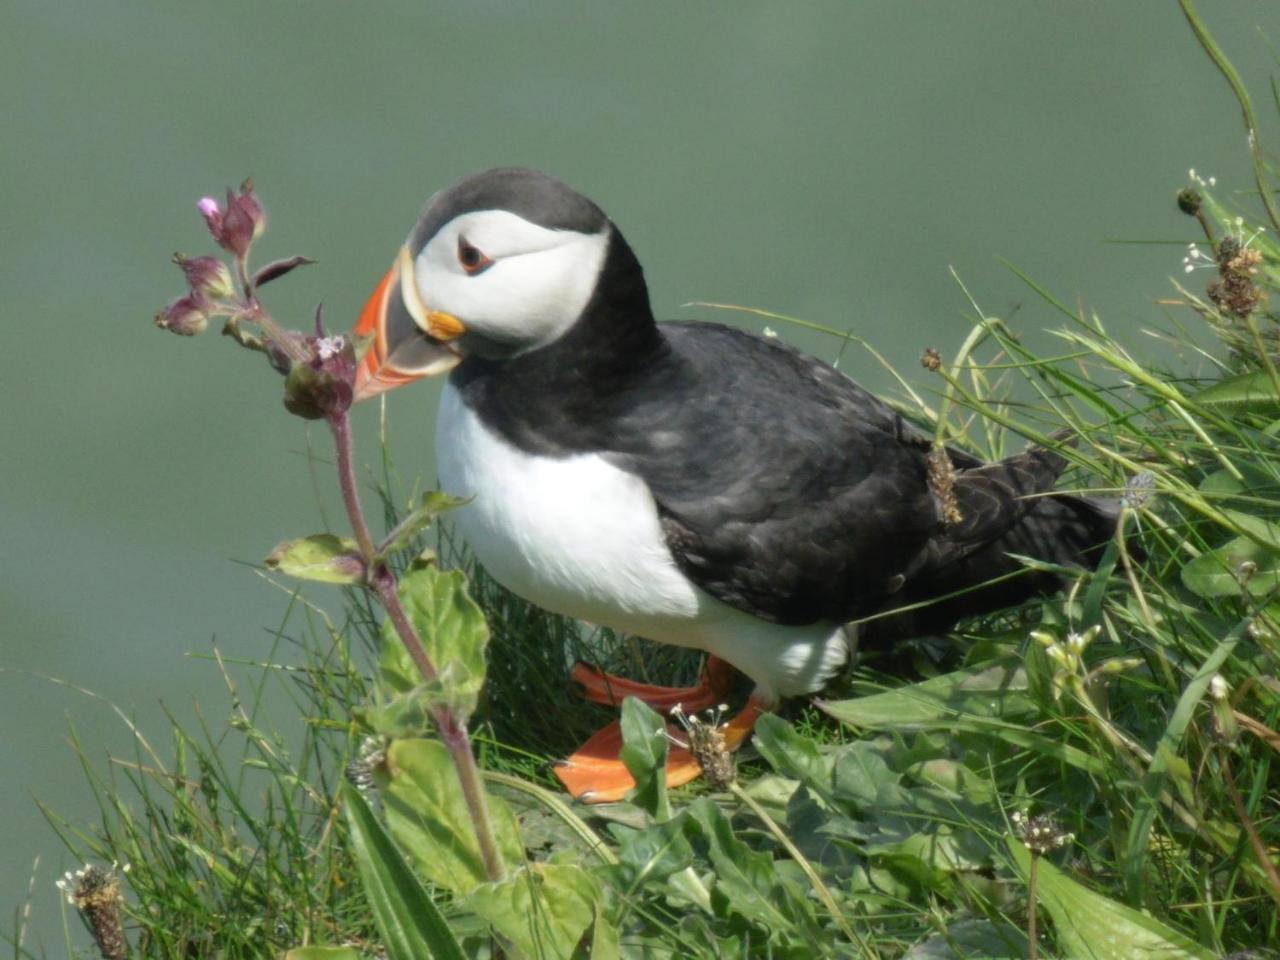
[
  {"xmin": 436, "ymin": 382, "xmax": 702, "ymax": 628},
  {"xmin": 434, "ymin": 380, "xmax": 851, "ymax": 702}
]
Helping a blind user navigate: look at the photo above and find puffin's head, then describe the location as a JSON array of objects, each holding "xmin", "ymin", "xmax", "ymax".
[{"xmin": 353, "ymin": 168, "xmax": 615, "ymax": 401}]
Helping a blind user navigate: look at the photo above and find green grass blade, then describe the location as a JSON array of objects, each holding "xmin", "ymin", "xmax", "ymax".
[{"xmin": 340, "ymin": 781, "xmax": 467, "ymax": 960}]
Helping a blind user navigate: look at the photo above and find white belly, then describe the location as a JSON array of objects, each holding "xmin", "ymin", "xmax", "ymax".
[{"xmin": 434, "ymin": 381, "xmax": 850, "ymax": 701}]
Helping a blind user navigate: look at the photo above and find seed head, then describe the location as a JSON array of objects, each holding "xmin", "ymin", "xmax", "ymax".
[
  {"xmin": 1176, "ymin": 188, "xmax": 1202, "ymax": 216},
  {"xmin": 1011, "ymin": 810, "xmax": 1074, "ymax": 856},
  {"xmin": 669, "ymin": 703, "xmax": 736, "ymax": 790},
  {"xmin": 56, "ymin": 864, "xmax": 129, "ymax": 960}
]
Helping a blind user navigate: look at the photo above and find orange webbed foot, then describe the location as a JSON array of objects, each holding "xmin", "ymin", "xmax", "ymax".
[{"xmin": 553, "ymin": 694, "xmax": 767, "ymax": 803}]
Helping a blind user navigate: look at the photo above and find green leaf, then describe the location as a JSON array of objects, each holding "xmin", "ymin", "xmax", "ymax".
[
  {"xmin": 831, "ymin": 740, "xmax": 901, "ymax": 809},
  {"xmin": 379, "ymin": 491, "xmax": 471, "ymax": 558},
  {"xmin": 379, "ymin": 739, "xmax": 522, "ymax": 896},
  {"xmin": 1009, "ymin": 840, "xmax": 1215, "ymax": 959},
  {"xmin": 572, "ymin": 905, "xmax": 622, "ymax": 960},
  {"xmin": 619, "ymin": 697, "xmax": 671, "ymax": 820},
  {"xmin": 378, "ymin": 565, "xmax": 490, "ymax": 722},
  {"xmin": 1193, "ymin": 370, "xmax": 1280, "ymax": 412},
  {"xmin": 264, "ymin": 533, "xmax": 363, "ymax": 584},
  {"xmin": 1180, "ymin": 536, "xmax": 1280, "ymax": 598},
  {"xmin": 819, "ymin": 662, "xmax": 1034, "ymax": 729},
  {"xmin": 606, "ymin": 817, "xmax": 697, "ymax": 892},
  {"xmin": 470, "ymin": 863, "xmax": 603, "ymax": 960},
  {"xmin": 363, "ymin": 683, "xmax": 437, "ymax": 739},
  {"xmin": 1124, "ymin": 633, "xmax": 1241, "ymax": 900},
  {"xmin": 1199, "ymin": 462, "xmax": 1280, "ymax": 500},
  {"xmin": 752, "ymin": 714, "xmax": 836, "ymax": 802},
  {"xmin": 283, "ymin": 949, "xmax": 363, "ymax": 960},
  {"xmin": 684, "ymin": 798, "xmax": 817, "ymax": 940},
  {"xmin": 903, "ymin": 917, "xmax": 1027, "ymax": 958},
  {"xmin": 340, "ymin": 780, "xmax": 467, "ymax": 960}
]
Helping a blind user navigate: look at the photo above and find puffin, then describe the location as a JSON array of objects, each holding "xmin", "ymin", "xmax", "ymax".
[{"xmin": 352, "ymin": 167, "xmax": 1116, "ymax": 802}]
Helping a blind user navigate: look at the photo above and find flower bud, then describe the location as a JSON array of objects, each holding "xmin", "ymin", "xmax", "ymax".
[
  {"xmin": 174, "ymin": 254, "xmax": 235, "ymax": 300},
  {"xmin": 1176, "ymin": 188, "xmax": 1202, "ymax": 217},
  {"xmin": 154, "ymin": 294, "xmax": 209, "ymax": 336},
  {"xmin": 197, "ymin": 196, "xmax": 223, "ymax": 238},
  {"xmin": 197, "ymin": 182, "xmax": 266, "ymax": 257},
  {"xmin": 218, "ymin": 181, "xmax": 266, "ymax": 257},
  {"xmin": 1209, "ymin": 674, "xmax": 1238, "ymax": 745}
]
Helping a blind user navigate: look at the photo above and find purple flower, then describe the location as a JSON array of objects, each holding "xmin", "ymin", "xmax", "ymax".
[
  {"xmin": 219, "ymin": 182, "xmax": 266, "ymax": 257},
  {"xmin": 197, "ymin": 182, "xmax": 265, "ymax": 257},
  {"xmin": 197, "ymin": 197, "xmax": 223, "ymax": 238}
]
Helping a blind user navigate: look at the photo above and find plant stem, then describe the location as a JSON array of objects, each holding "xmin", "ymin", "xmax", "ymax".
[
  {"xmin": 1220, "ymin": 748, "xmax": 1280, "ymax": 911},
  {"xmin": 330, "ymin": 411, "xmax": 378, "ymax": 561},
  {"xmin": 1180, "ymin": 0, "xmax": 1280, "ymax": 235},
  {"xmin": 327, "ymin": 408, "xmax": 505, "ymax": 882},
  {"xmin": 1027, "ymin": 853, "xmax": 1039, "ymax": 960},
  {"xmin": 436, "ymin": 710, "xmax": 507, "ymax": 881}
]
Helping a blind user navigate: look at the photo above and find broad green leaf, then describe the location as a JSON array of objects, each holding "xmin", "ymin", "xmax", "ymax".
[
  {"xmin": 470, "ymin": 863, "xmax": 601, "ymax": 960},
  {"xmin": 379, "ymin": 739, "xmax": 522, "ymax": 895},
  {"xmin": 606, "ymin": 817, "xmax": 697, "ymax": 892},
  {"xmin": 340, "ymin": 781, "xmax": 467, "ymax": 960},
  {"xmin": 819, "ymin": 662, "xmax": 1034, "ymax": 729},
  {"xmin": 572, "ymin": 905, "xmax": 622, "ymax": 960},
  {"xmin": 378, "ymin": 565, "xmax": 490, "ymax": 721},
  {"xmin": 264, "ymin": 533, "xmax": 363, "ymax": 584},
  {"xmin": 619, "ymin": 697, "xmax": 671, "ymax": 820},
  {"xmin": 903, "ymin": 917, "xmax": 1027, "ymax": 958},
  {"xmin": 379, "ymin": 491, "xmax": 471, "ymax": 558},
  {"xmin": 1009, "ymin": 840, "xmax": 1214, "ymax": 959},
  {"xmin": 363, "ymin": 682, "xmax": 436, "ymax": 739},
  {"xmin": 831, "ymin": 740, "xmax": 899, "ymax": 808},
  {"xmin": 283, "ymin": 949, "xmax": 362, "ymax": 960},
  {"xmin": 1193, "ymin": 370, "xmax": 1280, "ymax": 412},
  {"xmin": 1180, "ymin": 536, "xmax": 1280, "ymax": 598},
  {"xmin": 752, "ymin": 714, "xmax": 836, "ymax": 802},
  {"xmin": 1199, "ymin": 463, "xmax": 1280, "ymax": 499},
  {"xmin": 684, "ymin": 798, "xmax": 818, "ymax": 940},
  {"xmin": 1220, "ymin": 508, "xmax": 1280, "ymax": 550}
]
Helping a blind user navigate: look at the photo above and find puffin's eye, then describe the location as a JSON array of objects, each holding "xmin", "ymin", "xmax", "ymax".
[{"xmin": 457, "ymin": 237, "xmax": 493, "ymax": 275}]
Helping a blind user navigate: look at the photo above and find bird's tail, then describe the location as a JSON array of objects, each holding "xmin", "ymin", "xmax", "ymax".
[{"xmin": 864, "ymin": 440, "xmax": 1120, "ymax": 643}]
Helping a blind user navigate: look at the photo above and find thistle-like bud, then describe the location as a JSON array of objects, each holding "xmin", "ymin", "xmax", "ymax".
[
  {"xmin": 174, "ymin": 253, "xmax": 235, "ymax": 301},
  {"xmin": 155, "ymin": 294, "xmax": 210, "ymax": 336},
  {"xmin": 283, "ymin": 332, "xmax": 357, "ymax": 419},
  {"xmin": 57, "ymin": 864, "xmax": 129, "ymax": 960}
]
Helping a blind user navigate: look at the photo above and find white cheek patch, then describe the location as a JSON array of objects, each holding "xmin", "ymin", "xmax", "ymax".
[{"xmin": 414, "ymin": 210, "xmax": 610, "ymax": 352}]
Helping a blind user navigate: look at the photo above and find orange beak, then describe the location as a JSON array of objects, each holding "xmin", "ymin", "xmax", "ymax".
[{"xmin": 352, "ymin": 246, "xmax": 465, "ymax": 402}]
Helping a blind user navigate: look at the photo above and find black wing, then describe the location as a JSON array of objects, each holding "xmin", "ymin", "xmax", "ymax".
[
  {"xmin": 613, "ymin": 323, "xmax": 1103, "ymax": 628},
  {"xmin": 600, "ymin": 322, "xmax": 942, "ymax": 624}
]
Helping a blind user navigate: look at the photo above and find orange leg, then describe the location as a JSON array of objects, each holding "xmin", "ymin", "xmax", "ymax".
[
  {"xmin": 570, "ymin": 655, "xmax": 737, "ymax": 710},
  {"xmin": 553, "ymin": 694, "xmax": 768, "ymax": 803}
]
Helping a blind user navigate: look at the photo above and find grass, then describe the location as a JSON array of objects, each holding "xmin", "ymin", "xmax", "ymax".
[{"xmin": 16, "ymin": 8, "xmax": 1280, "ymax": 957}]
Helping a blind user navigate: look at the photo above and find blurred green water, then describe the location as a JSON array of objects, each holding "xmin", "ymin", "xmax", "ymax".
[{"xmin": 1, "ymin": 0, "xmax": 1276, "ymax": 950}]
